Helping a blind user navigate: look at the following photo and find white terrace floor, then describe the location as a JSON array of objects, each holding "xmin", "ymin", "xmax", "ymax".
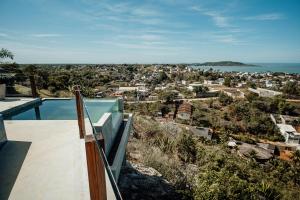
[
  {"xmin": 0, "ymin": 120, "xmax": 90, "ymax": 200},
  {"xmin": 0, "ymin": 98, "xmax": 39, "ymax": 113}
]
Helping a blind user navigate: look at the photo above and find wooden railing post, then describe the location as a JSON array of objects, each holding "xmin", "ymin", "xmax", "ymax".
[
  {"xmin": 29, "ymin": 75, "xmax": 38, "ymax": 98},
  {"xmin": 85, "ymin": 135, "xmax": 107, "ymax": 200},
  {"xmin": 74, "ymin": 86, "xmax": 85, "ymax": 139}
]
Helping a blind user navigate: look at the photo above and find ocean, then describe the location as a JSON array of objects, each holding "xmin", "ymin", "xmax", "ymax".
[{"xmin": 190, "ymin": 63, "xmax": 300, "ymax": 74}]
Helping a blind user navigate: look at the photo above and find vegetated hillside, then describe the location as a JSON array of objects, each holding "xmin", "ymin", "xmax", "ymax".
[
  {"xmin": 195, "ymin": 61, "xmax": 255, "ymax": 66},
  {"xmin": 119, "ymin": 115, "xmax": 300, "ymax": 200}
]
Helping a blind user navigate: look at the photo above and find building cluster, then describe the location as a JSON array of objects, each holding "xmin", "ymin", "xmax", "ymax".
[{"xmin": 88, "ymin": 64, "xmax": 299, "ymax": 102}]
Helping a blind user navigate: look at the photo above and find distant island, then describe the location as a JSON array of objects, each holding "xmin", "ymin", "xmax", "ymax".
[{"xmin": 192, "ymin": 61, "xmax": 256, "ymax": 66}]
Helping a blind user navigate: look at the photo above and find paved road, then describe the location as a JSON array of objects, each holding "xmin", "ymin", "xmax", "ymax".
[
  {"xmin": 125, "ymin": 97, "xmax": 218, "ymax": 104},
  {"xmin": 125, "ymin": 97, "xmax": 300, "ymax": 104}
]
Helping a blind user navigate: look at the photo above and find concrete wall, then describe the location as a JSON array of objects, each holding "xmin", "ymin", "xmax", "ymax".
[
  {"xmin": 94, "ymin": 113, "xmax": 113, "ymax": 156},
  {"xmin": 111, "ymin": 114, "xmax": 133, "ymax": 182},
  {"xmin": 0, "ymin": 114, "xmax": 7, "ymax": 148},
  {"xmin": 0, "ymin": 84, "xmax": 6, "ymax": 100},
  {"xmin": 93, "ymin": 111, "xmax": 124, "ymax": 157}
]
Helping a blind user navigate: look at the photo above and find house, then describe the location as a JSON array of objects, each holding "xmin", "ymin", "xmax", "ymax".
[
  {"xmin": 118, "ymin": 86, "xmax": 138, "ymax": 92},
  {"xmin": 148, "ymin": 95, "xmax": 159, "ymax": 101},
  {"xmin": 154, "ymin": 85, "xmax": 167, "ymax": 91},
  {"xmin": 270, "ymin": 114, "xmax": 300, "ymax": 146},
  {"xmin": 248, "ymin": 88, "xmax": 282, "ymax": 98},
  {"xmin": 223, "ymin": 89, "xmax": 245, "ymax": 98},
  {"xmin": 190, "ymin": 126, "xmax": 212, "ymax": 140},
  {"xmin": 203, "ymin": 80, "xmax": 216, "ymax": 85},
  {"xmin": 203, "ymin": 79, "xmax": 223, "ymax": 86},
  {"xmin": 217, "ymin": 78, "xmax": 225, "ymax": 85},
  {"xmin": 135, "ymin": 83, "xmax": 148, "ymax": 93},
  {"xmin": 237, "ymin": 82, "xmax": 247, "ymax": 88},
  {"xmin": 176, "ymin": 102, "xmax": 192, "ymax": 120},
  {"xmin": 187, "ymin": 82, "xmax": 203, "ymax": 91},
  {"xmin": 277, "ymin": 124, "xmax": 300, "ymax": 145},
  {"xmin": 265, "ymin": 80, "xmax": 273, "ymax": 88}
]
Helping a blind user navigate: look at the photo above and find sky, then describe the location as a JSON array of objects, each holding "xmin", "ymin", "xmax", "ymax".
[{"xmin": 0, "ymin": 0, "xmax": 300, "ymax": 64}]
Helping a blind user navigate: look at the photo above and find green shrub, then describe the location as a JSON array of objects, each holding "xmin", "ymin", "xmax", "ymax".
[{"xmin": 177, "ymin": 134, "xmax": 197, "ymax": 163}]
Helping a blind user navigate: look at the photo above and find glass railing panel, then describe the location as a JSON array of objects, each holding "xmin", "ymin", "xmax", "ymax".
[{"xmin": 80, "ymin": 94, "xmax": 123, "ymax": 200}]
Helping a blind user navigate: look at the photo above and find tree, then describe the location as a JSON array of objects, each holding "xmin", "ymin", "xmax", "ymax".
[
  {"xmin": 219, "ymin": 92, "xmax": 233, "ymax": 106},
  {"xmin": 24, "ymin": 64, "xmax": 37, "ymax": 75},
  {"xmin": 224, "ymin": 77, "xmax": 231, "ymax": 87},
  {"xmin": 194, "ymin": 85, "xmax": 209, "ymax": 94},
  {"xmin": 158, "ymin": 91, "xmax": 176, "ymax": 102},
  {"xmin": 177, "ymin": 133, "xmax": 197, "ymax": 163},
  {"xmin": 282, "ymin": 81, "xmax": 299, "ymax": 96},
  {"xmin": 158, "ymin": 72, "xmax": 168, "ymax": 83},
  {"xmin": 0, "ymin": 48, "xmax": 14, "ymax": 60},
  {"xmin": 247, "ymin": 81, "xmax": 257, "ymax": 89}
]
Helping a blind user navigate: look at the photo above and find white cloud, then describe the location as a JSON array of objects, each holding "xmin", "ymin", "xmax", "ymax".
[
  {"xmin": 31, "ymin": 34, "xmax": 62, "ymax": 38},
  {"xmin": 244, "ymin": 13, "xmax": 284, "ymax": 21},
  {"xmin": 190, "ymin": 6, "xmax": 230, "ymax": 28},
  {"xmin": 204, "ymin": 11, "xmax": 229, "ymax": 28}
]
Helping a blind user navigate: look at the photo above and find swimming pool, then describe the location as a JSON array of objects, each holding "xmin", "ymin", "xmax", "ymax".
[{"xmin": 4, "ymin": 99, "xmax": 121, "ymax": 123}]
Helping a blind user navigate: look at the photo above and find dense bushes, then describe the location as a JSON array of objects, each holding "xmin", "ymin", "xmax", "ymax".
[
  {"xmin": 130, "ymin": 116, "xmax": 300, "ymax": 200},
  {"xmin": 177, "ymin": 134, "xmax": 197, "ymax": 163},
  {"xmin": 218, "ymin": 92, "xmax": 233, "ymax": 106}
]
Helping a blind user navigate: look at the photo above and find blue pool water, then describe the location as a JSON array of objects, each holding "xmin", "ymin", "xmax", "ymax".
[{"xmin": 6, "ymin": 99, "xmax": 120, "ymax": 123}]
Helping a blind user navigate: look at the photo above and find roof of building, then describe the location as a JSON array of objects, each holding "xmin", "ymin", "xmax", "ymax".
[
  {"xmin": 277, "ymin": 124, "xmax": 297, "ymax": 133},
  {"xmin": 177, "ymin": 102, "xmax": 192, "ymax": 114}
]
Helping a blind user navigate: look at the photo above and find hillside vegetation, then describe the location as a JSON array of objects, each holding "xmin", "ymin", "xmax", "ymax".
[{"xmin": 126, "ymin": 116, "xmax": 300, "ymax": 200}]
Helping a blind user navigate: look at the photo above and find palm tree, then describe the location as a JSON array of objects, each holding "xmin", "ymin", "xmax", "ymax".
[{"xmin": 0, "ymin": 48, "xmax": 14, "ymax": 60}]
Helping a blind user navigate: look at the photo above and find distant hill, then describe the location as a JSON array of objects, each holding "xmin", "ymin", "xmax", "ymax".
[{"xmin": 193, "ymin": 61, "xmax": 256, "ymax": 66}]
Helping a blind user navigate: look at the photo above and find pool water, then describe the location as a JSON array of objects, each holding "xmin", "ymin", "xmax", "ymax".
[{"xmin": 6, "ymin": 99, "xmax": 120, "ymax": 123}]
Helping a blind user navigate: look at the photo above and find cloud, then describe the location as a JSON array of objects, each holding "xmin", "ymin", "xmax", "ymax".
[
  {"xmin": 190, "ymin": 6, "xmax": 230, "ymax": 28},
  {"xmin": 0, "ymin": 33, "xmax": 8, "ymax": 37},
  {"xmin": 244, "ymin": 13, "xmax": 284, "ymax": 21},
  {"xmin": 203, "ymin": 11, "xmax": 229, "ymax": 27},
  {"xmin": 214, "ymin": 34, "xmax": 237, "ymax": 43},
  {"xmin": 31, "ymin": 34, "xmax": 62, "ymax": 38},
  {"xmin": 131, "ymin": 7, "xmax": 161, "ymax": 17}
]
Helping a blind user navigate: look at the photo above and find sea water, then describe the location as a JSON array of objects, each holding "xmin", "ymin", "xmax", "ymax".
[{"xmin": 190, "ymin": 63, "xmax": 300, "ymax": 74}]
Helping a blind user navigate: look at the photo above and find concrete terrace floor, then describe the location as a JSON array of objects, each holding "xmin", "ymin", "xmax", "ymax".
[
  {"xmin": 0, "ymin": 98, "xmax": 39, "ymax": 113},
  {"xmin": 0, "ymin": 120, "xmax": 90, "ymax": 200}
]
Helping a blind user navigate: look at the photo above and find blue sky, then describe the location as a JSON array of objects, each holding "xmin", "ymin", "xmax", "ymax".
[{"xmin": 0, "ymin": 0, "xmax": 300, "ymax": 63}]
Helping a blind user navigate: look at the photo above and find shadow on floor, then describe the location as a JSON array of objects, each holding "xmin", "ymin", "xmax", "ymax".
[
  {"xmin": 0, "ymin": 141, "xmax": 31, "ymax": 200},
  {"xmin": 0, "ymin": 98, "xmax": 23, "ymax": 102},
  {"xmin": 118, "ymin": 162, "xmax": 182, "ymax": 200}
]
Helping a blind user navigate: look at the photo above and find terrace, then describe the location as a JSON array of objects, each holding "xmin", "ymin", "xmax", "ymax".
[{"xmin": 0, "ymin": 88, "xmax": 132, "ymax": 199}]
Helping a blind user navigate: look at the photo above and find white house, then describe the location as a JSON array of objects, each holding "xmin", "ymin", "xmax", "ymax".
[
  {"xmin": 265, "ymin": 80, "xmax": 273, "ymax": 88},
  {"xmin": 277, "ymin": 124, "xmax": 300, "ymax": 145},
  {"xmin": 223, "ymin": 89, "xmax": 245, "ymax": 98},
  {"xmin": 248, "ymin": 88, "xmax": 282, "ymax": 98},
  {"xmin": 118, "ymin": 86, "xmax": 137, "ymax": 92},
  {"xmin": 135, "ymin": 83, "xmax": 148, "ymax": 93},
  {"xmin": 187, "ymin": 82, "xmax": 203, "ymax": 91}
]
